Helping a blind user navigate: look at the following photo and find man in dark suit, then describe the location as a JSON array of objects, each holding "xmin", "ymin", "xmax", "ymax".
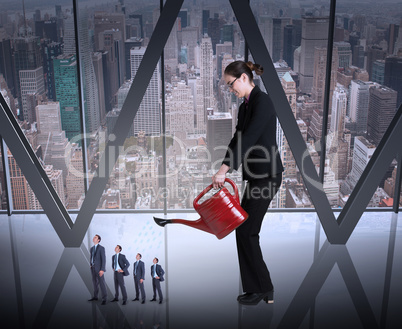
[
  {"xmin": 150, "ymin": 257, "xmax": 165, "ymax": 304},
  {"xmin": 132, "ymin": 253, "xmax": 146, "ymax": 303},
  {"xmin": 88, "ymin": 234, "xmax": 107, "ymax": 305},
  {"xmin": 151, "ymin": 257, "xmax": 165, "ymax": 304},
  {"xmin": 110, "ymin": 245, "xmax": 130, "ymax": 305}
]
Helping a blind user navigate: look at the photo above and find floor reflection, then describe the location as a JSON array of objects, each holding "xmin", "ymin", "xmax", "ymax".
[{"xmin": 0, "ymin": 212, "xmax": 401, "ymax": 329}]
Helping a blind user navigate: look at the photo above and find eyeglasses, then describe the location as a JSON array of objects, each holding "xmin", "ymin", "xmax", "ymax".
[{"xmin": 227, "ymin": 77, "xmax": 238, "ymax": 89}]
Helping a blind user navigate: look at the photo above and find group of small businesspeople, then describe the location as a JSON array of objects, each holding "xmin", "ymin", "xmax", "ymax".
[
  {"xmin": 88, "ymin": 234, "xmax": 165, "ymax": 305},
  {"xmin": 89, "ymin": 60, "xmax": 284, "ymax": 306}
]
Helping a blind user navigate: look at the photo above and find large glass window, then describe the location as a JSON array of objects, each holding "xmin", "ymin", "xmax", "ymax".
[{"xmin": 327, "ymin": 0, "xmax": 402, "ymax": 209}]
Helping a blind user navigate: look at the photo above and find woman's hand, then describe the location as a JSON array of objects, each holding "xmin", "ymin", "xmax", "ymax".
[{"xmin": 212, "ymin": 164, "xmax": 230, "ymax": 189}]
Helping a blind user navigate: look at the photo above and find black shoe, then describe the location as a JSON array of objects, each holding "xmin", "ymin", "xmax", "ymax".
[
  {"xmin": 101, "ymin": 300, "xmax": 106, "ymax": 305},
  {"xmin": 150, "ymin": 298, "xmax": 156, "ymax": 302},
  {"xmin": 122, "ymin": 301, "xmax": 127, "ymax": 305},
  {"xmin": 132, "ymin": 297, "xmax": 139, "ymax": 301},
  {"xmin": 111, "ymin": 298, "xmax": 118, "ymax": 302},
  {"xmin": 237, "ymin": 292, "xmax": 252, "ymax": 301},
  {"xmin": 159, "ymin": 300, "xmax": 162, "ymax": 304},
  {"xmin": 88, "ymin": 297, "xmax": 98, "ymax": 301},
  {"xmin": 141, "ymin": 300, "xmax": 145, "ymax": 304},
  {"xmin": 238, "ymin": 291, "xmax": 273, "ymax": 305}
]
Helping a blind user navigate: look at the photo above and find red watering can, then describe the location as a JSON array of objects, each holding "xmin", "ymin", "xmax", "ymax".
[{"xmin": 153, "ymin": 178, "xmax": 248, "ymax": 239}]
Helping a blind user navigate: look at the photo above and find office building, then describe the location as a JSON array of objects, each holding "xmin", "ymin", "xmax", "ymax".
[
  {"xmin": 53, "ymin": 54, "xmax": 81, "ymax": 141},
  {"xmin": 384, "ymin": 56, "xmax": 402, "ymax": 107},
  {"xmin": 207, "ymin": 111, "xmax": 232, "ymax": 165},
  {"xmin": 334, "ymin": 41, "xmax": 352, "ymax": 69},
  {"xmin": 19, "ymin": 67, "xmax": 45, "ymax": 123},
  {"xmin": 201, "ymin": 36, "xmax": 214, "ymax": 112},
  {"xmin": 349, "ymin": 80, "xmax": 372, "ymax": 134},
  {"xmin": 166, "ymin": 81, "xmax": 194, "ymax": 134},
  {"xmin": 372, "ymin": 60, "xmax": 385, "ymax": 85},
  {"xmin": 130, "ymin": 47, "xmax": 161, "ymax": 136},
  {"xmin": 299, "ymin": 16, "xmax": 329, "ymax": 93},
  {"xmin": 367, "ymin": 85, "xmax": 398, "ymax": 146},
  {"xmin": 42, "ymin": 41, "xmax": 63, "ymax": 101}
]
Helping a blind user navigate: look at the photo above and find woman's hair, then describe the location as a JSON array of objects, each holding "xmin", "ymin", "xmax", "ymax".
[{"xmin": 224, "ymin": 60, "xmax": 264, "ymax": 81}]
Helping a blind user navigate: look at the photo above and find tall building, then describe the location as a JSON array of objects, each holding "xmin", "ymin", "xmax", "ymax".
[
  {"xmin": 19, "ymin": 67, "xmax": 45, "ymax": 123},
  {"xmin": 330, "ymin": 84, "xmax": 348, "ymax": 136},
  {"xmin": 66, "ymin": 146, "xmax": 85, "ymax": 209},
  {"xmin": 130, "ymin": 47, "xmax": 161, "ymax": 136},
  {"xmin": 372, "ymin": 60, "xmax": 385, "ymax": 85},
  {"xmin": 334, "ymin": 41, "xmax": 352, "ymax": 69},
  {"xmin": 12, "ymin": 36, "xmax": 42, "ymax": 118},
  {"xmin": 35, "ymin": 102, "xmax": 72, "ymax": 181},
  {"xmin": 200, "ymin": 36, "xmax": 214, "ymax": 113},
  {"xmin": 348, "ymin": 80, "xmax": 372, "ymax": 134},
  {"xmin": 283, "ymin": 21, "xmax": 302, "ymax": 69},
  {"xmin": 166, "ymin": 81, "xmax": 194, "ymax": 134},
  {"xmin": 206, "ymin": 111, "xmax": 232, "ymax": 165},
  {"xmin": 124, "ymin": 37, "xmax": 143, "ymax": 80},
  {"xmin": 42, "ymin": 41, "xmax": 63, "ymax": 101},
  {"xmin": 53, "ymin": 54, "xmax": 81, "ymax": 141},
  {"xmin": 0, "ymin": 37, "xmax": 16, "ymax": 96},
  {"xmin": 366, "ymin": 46, "xmax": 387, "ymax": 81},
  {"xmin": 341, "ymin": 136, "xmax": 375, "ymax": 195},
  {"xmin": 92, "ymin": 52, "xmax": 106, "ymax": 124},
  {"xmin": 272, "ymin": 17, "xmax": 291, "ymax": 62},
  {"xmin": 181, "ymin": 27, "xmax": 199, "ymax": 67},
  {"xmin": 78, "ymin": 10, "xmax": 101, "ymax": 134},
  {"xmin": 187, "ymin": 76, "xmax": 205, "ymax": 134},
  {"xmin": 8, "ymin": 150, "xmax": 29, "ymax": 209},
  {"xmin": 311, "ymin": 47, "xmax": 338, "ymax": 110},
  {"xmin": 94, "ymin": 12, "xmax": 126, "ymax": 51},
  {"xmin": 367, "ymin": 85, "xmax": 398, "ymax": 146},
  {"xmin": 299, "ymin": 16, "xmax": 329, "ymax": 93},
  {"xmin": 202, "ymin": 10, "xmax": 210, "ymax": 35},
  {"xmin": 178, "ymin": 9, "xmax": 188, "ymax": 28},
  {"xmin": 384, "ymin": 56, "xmax": 402, "ymax": 107}
]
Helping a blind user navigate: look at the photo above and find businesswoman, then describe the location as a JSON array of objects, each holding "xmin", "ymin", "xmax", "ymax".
[{"xmin": 212, "ymin": 61, "xmax": 283, "ymax": 305}]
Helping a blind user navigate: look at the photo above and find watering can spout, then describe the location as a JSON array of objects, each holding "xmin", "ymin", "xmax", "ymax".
[
  {"xmin": 153, "ymin": 179, "xmax": 248, "ymax": 240},
  {"xmin": 153, "ymin": 217, "xmax": 213, "ymax": 234}
]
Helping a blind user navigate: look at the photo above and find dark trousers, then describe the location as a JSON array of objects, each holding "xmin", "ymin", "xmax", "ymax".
[
  {"xmin": 134, "ymin": 275, "xmax": 145, "ymax": 301},
  {"xmin": 113, "ymin": 271, "xmax": 128, "ymax": 301},
  {"xmin": 152, "ymin": 278, "xmax": 163, "ymax": 301},
  {"xmin": 90, "ymin": 266, "xmax": 107, "ymax": 301},
  {"xmin": 236, "ymin": 173, "xmax": 282, "ymax": 293}
]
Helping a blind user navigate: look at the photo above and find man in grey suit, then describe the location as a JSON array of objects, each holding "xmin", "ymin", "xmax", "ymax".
[
  {"xmin": 88, "ymin": 234, "xmax": 107, "ymax": 305},
  {"xmin": 132, "ymin": 253, "xmax": 146, "ymax": 303},
  {"xmin": 111, "ymin": 245, "xmax": 130, "ymax": 305},
  {"xmin": 150, "ymin": 257, "xmax": 165, "ymax": 304}
]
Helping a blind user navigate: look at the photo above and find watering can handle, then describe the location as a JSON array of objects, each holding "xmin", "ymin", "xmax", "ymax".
[{"xmin": 193, "ymin": 178, "xmax": 239, "ymax": 207}]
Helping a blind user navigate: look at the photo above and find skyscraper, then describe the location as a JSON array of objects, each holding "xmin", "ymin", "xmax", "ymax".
[
  {"xmin": 333, "ymin": 41, "xmax": 352, "ymax": 69},
  {"xmin": 367, "ymin": 85, "xmax": 398, "ymax": 146},
  {"xmin": 0, "ymin": 37, "xmax": 16, "ymax": 97},
  {"xmin": 166, "ymin": 81, "xmax": 194, "ymax": 134},
  {"xmin": 53, "ymin": 54, "xmax": 81, "ymax": 141},
  {"xmin": 42, "ymin": 41, "xmax": 63, "ymax": 101},
  {"xmin": 130, "ymin": 47, "xmax": 161, "ymax": 136},
  {"xmin": 12, "ymin": 36, "xmax": 42, "ymax": 119},
  {"xmin": 384, "ymin": 56, "xmax": 402, "ymax": 107},
  {"xmin": 348, "ymin": 80, "xmax": 372, "ymax": 134},
  {"xmin": 200, "ymin": 36, "xmax": 214, "ymax": 114},
  {"xmin": 330, "ymin": 84, "xmax": 348, "ymax": 136},
  {"xmin": 207, "ymin": 111, "xmax": 232, "ymax": 165},
  {"xmin": 19, "ymin": 67, "xmax": 45, "ymax": 123},
  {"xmin": 299, "ymin": 16, "xmax": 329, "ymax": 93}
]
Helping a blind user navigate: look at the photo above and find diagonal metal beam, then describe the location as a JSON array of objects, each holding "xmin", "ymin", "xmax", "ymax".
[
  {"xmin": 278, "ymin": 241, "xmax": 378, "ymax": 329},
  {"xmin": 0, "ymin": 94, "xmax": 73, "ymax": 244},
  {"xmin": 69, "ymin": 0, "xmax": 185, "ymax": 247},
  {"xmin": 229, "ymin": 0, "xmax": 339, "ymax": 241}
]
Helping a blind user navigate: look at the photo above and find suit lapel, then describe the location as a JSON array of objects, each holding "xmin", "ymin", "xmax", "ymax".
[{"xmin": 240, "ymin": 86, "xmax": 260, "ymax": 131}]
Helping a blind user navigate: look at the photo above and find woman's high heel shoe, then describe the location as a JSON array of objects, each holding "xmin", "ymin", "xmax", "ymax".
[
  {"xmin": 263, "ymin": 290, "xmax": 274, "ymax": 304},
  {"xmin": 238, "ymin": 290, "xmax": 274, "ymax": 305}
]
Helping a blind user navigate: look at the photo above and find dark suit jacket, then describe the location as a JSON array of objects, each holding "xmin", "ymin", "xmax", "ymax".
[
  {"xmin": 150, "ymin": 264, "xmax": 165, "ymax": 282},
  {"xmin": 222, "ymin": 85, "xmax": 284, "ymax": 181},
  {"xmin": 133, "ymin": 260, "xmax": 145, "ymax": 280},
  {"xmin": 90, "ymin": 244, "xmax": 106, "ymax": 273},
  {"xmin": 112, "ymin": 253, "xmax": 130, "ymax": 276}
]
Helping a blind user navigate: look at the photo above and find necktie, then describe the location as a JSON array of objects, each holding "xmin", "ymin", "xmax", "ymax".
[
  {"xmin": 115, "ymin": 254, "xmax": 117, "ymax": 270},
  {"xmin": 153, "ymin": 265, "xmax": 156, "ymax": 277}
]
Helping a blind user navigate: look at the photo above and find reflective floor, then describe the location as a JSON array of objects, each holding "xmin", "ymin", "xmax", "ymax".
[{"xmin": 1, "ymin": 211, "xmax": 401, "ymax": 329}]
